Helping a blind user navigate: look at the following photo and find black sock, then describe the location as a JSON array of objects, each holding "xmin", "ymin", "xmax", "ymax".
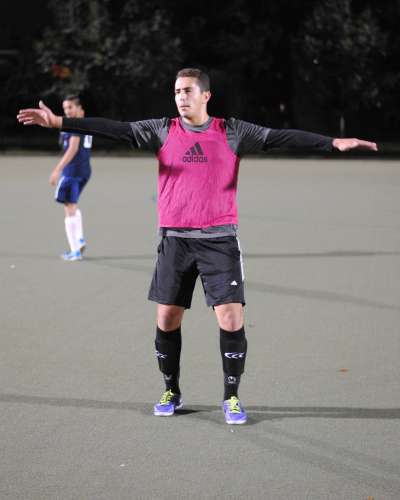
[
  {"xmin": 155, "ymin": 326, "xmax": 181, "ymax": 394},
  {"xmin": 220, "ymin": 326, "xmax": 247, "ymax": 400},
  {"xmin": 223, "ymin": 374, "xmax": 241, "ymax": 400}
]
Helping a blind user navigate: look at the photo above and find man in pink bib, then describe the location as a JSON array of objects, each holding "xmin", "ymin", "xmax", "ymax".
[{"xmin": 18, "ymin": 68, "xmax": 377, "ymax": 424}]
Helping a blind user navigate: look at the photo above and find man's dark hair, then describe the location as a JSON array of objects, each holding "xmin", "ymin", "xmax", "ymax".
[
  {"xmin": 176, "ymin": 68, "xmax": 210, "ymax": 92},
  {"xmin": 63, "ymin": 95, "xmax": 82, "ymax": 107}
]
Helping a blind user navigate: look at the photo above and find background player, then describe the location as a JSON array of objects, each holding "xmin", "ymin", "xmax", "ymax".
[
  {"xmin": 17, "ymin": 68, "xmax": 377, "ymax": 424},
  {"xmin": 51, "ymin": 95, "xmax": 92, "ymax": 261}
]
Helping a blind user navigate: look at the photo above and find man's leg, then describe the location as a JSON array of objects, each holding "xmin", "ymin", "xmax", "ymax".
[
  {"xmin": 63, "ymin": 203, "xmax": 81, "ymax": 254},
  {"xmin": 74, "ymin": 177, "xmax": 90, "ymax": 252},
  {"xmin": 55, "ymin": 177, "xmax": 84, "ymax": 260},
  {"xmin": 153, "ymin": 304, "xmax": 185, "ymax": 416},
  {"xmin": 149, "ymin": 237, "xmax": 197, "ymax": 416},
  {"xmin": 64, "ymin": 203, "xmax": 77, "ymax": 217},
  {"xmin": 74, "ymin": 207, "xmax": 85, "ymax": 250},
  {"xmin": 215, "ymin": 303, "xmax": 248, "ymax": 424},
  {"xmin": 156, "ymin": 304, "xmax": 185, "ymax": 394}
]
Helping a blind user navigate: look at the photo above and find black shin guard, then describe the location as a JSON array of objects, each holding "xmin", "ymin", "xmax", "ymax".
[
  {"xmin": 220, "ymin": 326, "xmax": 247, "ymax": 399},
  {"xmin": 155, "ymin": 326, "xmax": 182, "ymax": 394}
]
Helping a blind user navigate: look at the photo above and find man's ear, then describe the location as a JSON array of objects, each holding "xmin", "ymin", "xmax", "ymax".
[{"xmin": 203, "ymin": 91, "xmax": 211, "ymax": 103}]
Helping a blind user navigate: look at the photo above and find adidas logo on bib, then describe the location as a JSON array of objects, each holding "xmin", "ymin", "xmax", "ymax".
[{"xmin": 182, "ymin": 142, "xmax": 208, "ymax": 163}]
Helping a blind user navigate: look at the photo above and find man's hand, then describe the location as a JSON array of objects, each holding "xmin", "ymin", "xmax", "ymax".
[
  {"xmin": 17, "ymin": 101, "xmax": 62, "ymax": 129},
  {"xmin": 332, "ymin": 138, "xmax": 378, "ymax": 152},
  {"xmin": 49, "ymin": 168, "xmax": 61, "ymax": 186}
]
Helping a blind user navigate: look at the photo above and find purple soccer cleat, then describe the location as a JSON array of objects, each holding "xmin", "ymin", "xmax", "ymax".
[
  {"xmin": 153, "ymin": 390, "xmax": 183, "ymax": 416},
  {"xmin": 223, "ymin": 396, "xmax": 247, "ymax": 424}
]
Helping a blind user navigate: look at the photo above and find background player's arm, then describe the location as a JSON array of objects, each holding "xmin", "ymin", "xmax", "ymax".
[{"xmin": 49, "ymin": 136, "xmax": 80, "ymax": 186}]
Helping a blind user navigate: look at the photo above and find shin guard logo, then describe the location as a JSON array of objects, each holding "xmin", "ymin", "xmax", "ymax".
[
  {"xmin": 224, "ymin": 352, "xmax": 245, "ymax": 359},
  {"xmin": 155, "ymin": 350, "xmax": 167, "ymax": 359}
]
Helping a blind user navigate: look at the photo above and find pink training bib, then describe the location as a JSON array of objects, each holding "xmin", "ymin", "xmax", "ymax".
[{"xmin": 157, "ymin": 118, "xmax": 240, "ymax": 228}]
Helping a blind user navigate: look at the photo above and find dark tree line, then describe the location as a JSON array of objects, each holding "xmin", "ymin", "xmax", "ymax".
[{"xmin": 1, "ymin": 0, "xmax": 399, "ymax": 147}]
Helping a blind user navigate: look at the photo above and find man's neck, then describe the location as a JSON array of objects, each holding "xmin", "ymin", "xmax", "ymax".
[{"xmin": 181, "ymin": 113, "xmax": 210, "ymax": 127}]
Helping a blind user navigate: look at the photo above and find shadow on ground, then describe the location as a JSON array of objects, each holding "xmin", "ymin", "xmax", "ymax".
[{"xmin": 1, "ymin": 393, "xmax": 399, "ymax": 426}]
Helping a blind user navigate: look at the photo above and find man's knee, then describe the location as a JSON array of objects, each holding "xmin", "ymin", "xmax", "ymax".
[
  {"xmin": 64, "ymin": 203, "xmax": 77, "ymax": 217},
  {"xmin": 157, "ymin": 304, "xmax": 184, "ymax": 331},
  {"xmin": 215, "ymin": 303, "xmax": 244, "ymax": 332}
]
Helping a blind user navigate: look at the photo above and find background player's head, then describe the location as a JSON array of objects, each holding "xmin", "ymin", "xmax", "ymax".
[
  {"xmin": 175, "ymin": 68, "xmax": 211, "ymax": 120},
  {"xmin": 62, "ymin": 95, "xmax": 84, "ymax": 118}
]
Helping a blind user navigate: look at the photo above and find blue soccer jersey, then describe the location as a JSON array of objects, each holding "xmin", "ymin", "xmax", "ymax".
[
  {"xmin": 55, "ymin": 132, "xmax": 92, "ymax": 204},
  {"xmin": 60, "ymin": 132, "xmax": 92, "ymax": 178}
]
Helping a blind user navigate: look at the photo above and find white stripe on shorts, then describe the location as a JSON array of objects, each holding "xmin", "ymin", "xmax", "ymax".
[
  {"xmin": 54, "ymin": 176, "xmax": 65, "ymax": 200},
  {"xmin": 236, "ymin": 236, "xmax": 245, "ymax": 281}
]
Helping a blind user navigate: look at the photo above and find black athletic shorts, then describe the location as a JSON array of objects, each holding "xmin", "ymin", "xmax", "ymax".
[{"xmin": 148, "ymin": 236, "xmax": 245, "ymax": 308}]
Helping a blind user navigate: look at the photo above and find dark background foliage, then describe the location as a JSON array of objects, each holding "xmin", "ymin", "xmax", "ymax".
[{"xmin": 1, "ymin": 0, "xmax": 399, "ymax": 148}]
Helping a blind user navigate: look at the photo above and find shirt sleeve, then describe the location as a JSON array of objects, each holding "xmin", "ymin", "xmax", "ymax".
[
  {"xmin": 225, "ymin": 118, "xmax": 270, "ymax": 156},
  {"xmin": 264, "ymin": 129, "xmax": 333, "ymax": 152},
  {"xmin": 225, "ymin": 118, "xmax": 334, "ymax": 155},
  {"xmin": 62, "ymin": 117, "xmax": 170, "ymax": 151},
  {"xmin": 129, "ymin": 118, "xmax": 170, "ymax": 152}
]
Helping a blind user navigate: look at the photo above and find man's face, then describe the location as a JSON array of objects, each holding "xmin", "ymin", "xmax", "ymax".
[
  {"xmin": 62, "ymin": 100, "xmax": 82, "ymax": 118},
  {"xmin": 174, "ymin": 77, "xmax": 210, "ymax": 119}
]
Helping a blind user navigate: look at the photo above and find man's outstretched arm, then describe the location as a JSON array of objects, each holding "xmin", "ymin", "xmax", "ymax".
[
  {"xmin": 17, "ymin": 101, "xmax": 134, "ymax": 144},
  {"xmin": 265, "ymin": 128, "xmax": 378, "ymax": 152},
  {"xmin": 227, "ymin": 119, "xmax": 378, "ymax": 156},
  {"xmin": 17, "ymin": 101, "xmax": 169, "ymax": 151},
  {"xmin": 17, "ymin": 101, "xmax": 62, "ymax": 128}
]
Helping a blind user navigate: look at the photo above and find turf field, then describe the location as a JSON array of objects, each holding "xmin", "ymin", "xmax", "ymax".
[{"xmin": 1, "ymin": 155, "xmax": 400, "ymax": 499}]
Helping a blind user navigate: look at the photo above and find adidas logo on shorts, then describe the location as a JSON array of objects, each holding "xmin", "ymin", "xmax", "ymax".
[{"xmin": 182, "ymin": 142, "xmax": 208, "ymax": 163}]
